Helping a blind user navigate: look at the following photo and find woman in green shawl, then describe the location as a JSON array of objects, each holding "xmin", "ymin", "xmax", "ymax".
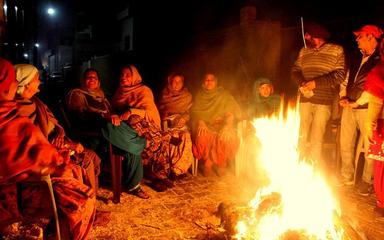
[
  {"xmin": 191, "ymin": 73, "xmax": 242, "ymax": 176},
  {"xmin": 247, "ymin": 77, "xmax": 280, "ymax": 119}
]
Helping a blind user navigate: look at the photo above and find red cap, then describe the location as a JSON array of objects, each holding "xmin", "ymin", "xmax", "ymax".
[{"xmin": 353, "ymin": 25, "xmax": 383, "ymax": 38}]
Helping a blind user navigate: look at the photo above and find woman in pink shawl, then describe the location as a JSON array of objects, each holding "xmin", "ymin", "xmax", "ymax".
[
  {"xmin": 191, "ymin": 73, "xmax": 242, "ymax": 176},
  {"xmin": 158, "ymin": 73, "xmax": 194, "ymax": 178},
  {"xmin": 112, "ymin": 65, "xmax": 174, "ymax": 191},
  {"xmin": 0, "ymin": 58, "xmax": 95, "ymax": 240}
]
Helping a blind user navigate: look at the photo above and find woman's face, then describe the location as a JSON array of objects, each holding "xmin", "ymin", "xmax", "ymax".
[
  {"xmin": 85, "ymin": 71, "xmax": 100, "ymax": 90},
  {"xmin": 259, "ymin": 83, "xmax": 272, "ymax": 98},
  {"xmin": 203, "ymin": 74, "xmax": 217, "ymax": 90},
  {"xmin": 119, "ymin": 68, "xmax": 133, "ymax": 86},
  {"xmin": 170, "ymin": 75, "xmax": 184, "ymax": 91},
  {"xmin": 22, "ymin": 73, "xmax": 41, "ymax": 99}
]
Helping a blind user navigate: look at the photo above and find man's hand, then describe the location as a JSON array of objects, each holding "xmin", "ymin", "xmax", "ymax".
[
  {"xmin": 339, "ymin": 98, "xmax": 349, "ymax": 108},
  {"xmin": 302, "ymin": 80, "xmax": 316, "ymax": 90}
]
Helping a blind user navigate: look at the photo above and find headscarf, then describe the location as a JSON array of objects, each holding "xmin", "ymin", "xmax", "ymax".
[
  {"xmin": 191, "ymin": 80, "xmax": 241, "ymax": 127},
  {"xmin": 158, "ymin": 74, "xmax": 192, "ymax": 116},
  {"xmin": 112, "ymin": 65, "xmax": 161, "ymax": 127},
  {"xmin": 248, "ymin": 77, "xmax": 280, "ymax": 118},
  {"xmin": 14, "ymin": 64, "xmax": 39, "ymax": 95},
  {"xmin": 66, "ymin": 69, "xmax": 111, "ymax": 115},
  {"xmin": 0, "ymin": 58, "xmax": 16, "ymax": 93}
]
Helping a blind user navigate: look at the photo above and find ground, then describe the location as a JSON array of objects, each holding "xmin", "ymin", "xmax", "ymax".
[{"xmin": 91, "ymin": 170, "xmax": 384, "ymax": 240}]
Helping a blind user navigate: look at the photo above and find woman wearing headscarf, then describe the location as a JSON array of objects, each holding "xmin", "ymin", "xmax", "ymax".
[
  {"xmin": 66, "ymin": 68, "xmax": 149, "ymax": 199},
  {"xmin": 0, "ymin": 58, "xmax": 95, "ymax": 240},
  {"xmin": 14, "ymin": 64, "xmax": 101, "ymax": 193},
  {"xmin": 247, "ymin": 77, "xmax": 280, "ymax": 118},
  {"xmin": 191, "ymin": 72, "xmax": 242, "ymax": 176},
  {"xmin": 112, "ymin": 65, "xmax": 174, "ymax": 191},
  {"xmin": 158, "ymin": 73, "xmax": 194, "ymax": 178}
]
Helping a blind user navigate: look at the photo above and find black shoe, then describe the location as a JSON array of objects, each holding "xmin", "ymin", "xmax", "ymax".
[
  {"xmin": 149, "ymin": 179, "xmax": 168, "ymax": 192},
  {"xmin": 356, "ymin": 182, "xmax": 373, "ymax": 196}
]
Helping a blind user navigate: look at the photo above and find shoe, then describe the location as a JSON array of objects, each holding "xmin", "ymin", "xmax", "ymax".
[
  {"xmin": 128, "ymin": 186, "xmax": 150, "ymax": 199},
  {"xmin": 374, "ymin": 206, "xmax": 384, "ymax": 217},
  {"xmin": 160, "ymin": 178, "xmax": 174, "ymax": 188},
  {"xmin": 149, "ymin": 179, "xmax": 168, "ymax": 192},
  {"xmin": 356, "ymin": 182, "xmax": 373, "ymax": 196},
  {"xmin": 333, "ymin": 176, "xmax": 354, "ymax": 187}
]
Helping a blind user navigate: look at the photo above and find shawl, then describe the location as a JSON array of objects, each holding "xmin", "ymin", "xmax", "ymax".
[
  {"xmin": 0, "ymin": 58, "xmax": 15, "ymax": 93},
  {"xmin": 191, "ymin": 86, "xmax": 241, "ymax": 126},
  {"xmin": 158, "ymin": 84, "xmax": 192, "ymax": 117},
  {"xmin": 17, "ymin": 96, "xmax": 59, "ymax": 138},
  {"xmin": 0, "ymin": 101, "xmax": 64, "ymax": 183},
  {"xmin": 248, "ymin": 78, "xmax": 281, "ymax": 118},
  {"xmin": 364, "ymin": 60, "xmax": 384, "ymax": 100},
  {"xmin": 66, "ymin": 87, "xmax": 111, "ymax": 115},
  {"xmin": 112, "ymin": 65, "xmax": 161, "ymax": 127}
]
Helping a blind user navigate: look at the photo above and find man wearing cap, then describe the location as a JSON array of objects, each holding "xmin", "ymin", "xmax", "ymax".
[
  {"xmin": 339, "ymin": 25, "xmax": 383, "ymax": 195},
  {"xmin": 292, "ymin": 22, "xmax": 346, "ymax": 168}
]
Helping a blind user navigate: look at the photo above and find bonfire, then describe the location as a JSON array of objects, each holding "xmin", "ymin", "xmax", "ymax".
[{"xmin": 233, "ymin": 105, "xmax": 344, "ymax": 240}]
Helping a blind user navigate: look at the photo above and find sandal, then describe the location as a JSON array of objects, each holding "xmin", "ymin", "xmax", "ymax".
[
  {"xmin": 149, "ymin": 179, "xmax": 168, "ymax": 192},
  {"xmin": 128, "ymin": 187, "xmax": 150, "ymax": 199}
]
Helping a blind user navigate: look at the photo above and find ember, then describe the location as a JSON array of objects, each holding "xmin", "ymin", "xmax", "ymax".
[{"xmin": 233, "ymin": 106, "xmax": 344, "ymax": 240}]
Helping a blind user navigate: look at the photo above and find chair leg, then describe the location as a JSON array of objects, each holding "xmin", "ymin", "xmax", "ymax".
[
  {"xmin": 41, "ymin": 174, "xmax": 61, "ymax": 240},
  {"xmin": 193, "ymin": 158, "xmax": 199, "ymax": 176},
  {"xmin": 109, "ymin": 144, "xmax": 122, "ymax": 204}
]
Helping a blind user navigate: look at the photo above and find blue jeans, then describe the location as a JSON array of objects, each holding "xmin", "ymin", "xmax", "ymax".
[
  {"xmin": 299, "ymin": 102, "xmax": 331, "ymax": 165},
  {"xmin": 340, "ymin": 108, "xmax": 372, "ymax": 183}
]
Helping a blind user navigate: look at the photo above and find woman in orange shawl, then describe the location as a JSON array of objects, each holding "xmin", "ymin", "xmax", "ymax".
[
  {"xmin": 191, "ymin": 73, "xmax": 242, "ymax": 176},
  {"xmin": 158, "ymin": 73, "xmax": 194, "ymax": 178},
  {"xmin": 0, "ymin": 58, "xmax": 95, "ymax": 240},
  {"xmin": 112, "ymin": 65, "xmax": 173, "ymax": 190}
]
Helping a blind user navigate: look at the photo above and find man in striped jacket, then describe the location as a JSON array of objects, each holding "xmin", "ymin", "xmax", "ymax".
[{"xmin": 291, "ymin": 22, "xmax": 346, "ymax": 169}]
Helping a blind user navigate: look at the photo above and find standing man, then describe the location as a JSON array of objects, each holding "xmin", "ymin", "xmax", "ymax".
[
  {"xmin": 291, "ymin": 22, "xmax": 346, "ymax": 168},
  {"xmin": 339, "ymin": 25, "xmax": 383, "ymax": 195}
]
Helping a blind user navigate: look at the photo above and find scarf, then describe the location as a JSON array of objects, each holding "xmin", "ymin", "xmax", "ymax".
[
  {"xmin": 191, "ymin": 86, "xmax": 241, "ymax": 126},
  {"xmin": 158, "ymin": 86, "xmax": 192, "ymax": 116},
  {"xmin": 17, "ymin": 96, "xmax": 59, "ymax": 138},
  {"xmin": 112, "ymin": 65, "xmax": 161, "ymax": 127}
]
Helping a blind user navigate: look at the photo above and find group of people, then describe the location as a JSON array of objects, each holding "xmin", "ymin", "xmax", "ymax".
[
  {"xmin": 293, "ymin": 22, "xmax": 384, "ymax": 215},
  {"xmin": 3, "ymin": 20, "xmax": 384, "ymax": 239}
]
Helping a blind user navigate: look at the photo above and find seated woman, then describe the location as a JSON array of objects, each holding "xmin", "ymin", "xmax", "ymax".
[
  {"xmin": 14, "ymin": 64, "xmax": 101, "ymax": 193},
  {"xmin": 158, "ymin": 73, "xmax": 194, "ymax": 178},
  {"xmin": 112, "ymin": 65, "xmax": 174, "ymax": 191},
  {"xmin": 0, "ymin": 58, "xmax": 95, "ymax": 240},
  {"xmin": 66, "ymin": 68, "xmax": 148, "ymax": 198},
  {"xmin": 247, "ymin": 77, "xmax": 280, "ymax": 119},
  {"xmin": 191, "ymin": 72, "xmax": 242, "ymax": 176}
]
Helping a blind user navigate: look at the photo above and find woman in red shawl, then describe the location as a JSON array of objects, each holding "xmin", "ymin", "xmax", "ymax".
[
  {"xmin": 0, "ymin": 58, "xmax": 95, "ymax": 239},
  {"xmin": 364, "ymin": 39, "xmax": 384, "ymax": 216},
  {"xmin": 112, "ymin": 65, "xmax": 174, "ymax": 191},
  {"xmin": 191, "ymin": 72, "xmax": 242, "ymax": 176},
  {"xmin": 158, "ymin": 73, "xmax": 194, "ymax": 178}
]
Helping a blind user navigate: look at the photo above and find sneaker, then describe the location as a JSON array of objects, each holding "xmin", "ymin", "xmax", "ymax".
[
  {"xmin": 333, "ymin": 176, "xmax": 354, "ymax": 187},
  {"xmin": 356, "ymin": 182, "xmax": 373, "ymax": 196}
]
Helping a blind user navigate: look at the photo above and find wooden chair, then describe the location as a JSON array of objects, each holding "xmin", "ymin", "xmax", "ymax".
[{"xmin": 58, "ymin": 101, "xmax": 123, "ymax": 204}]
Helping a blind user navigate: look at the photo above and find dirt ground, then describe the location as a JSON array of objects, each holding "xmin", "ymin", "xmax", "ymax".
[{"xmin": 91, "ymin": 170, "xmax": 384, "ymax": 240}]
